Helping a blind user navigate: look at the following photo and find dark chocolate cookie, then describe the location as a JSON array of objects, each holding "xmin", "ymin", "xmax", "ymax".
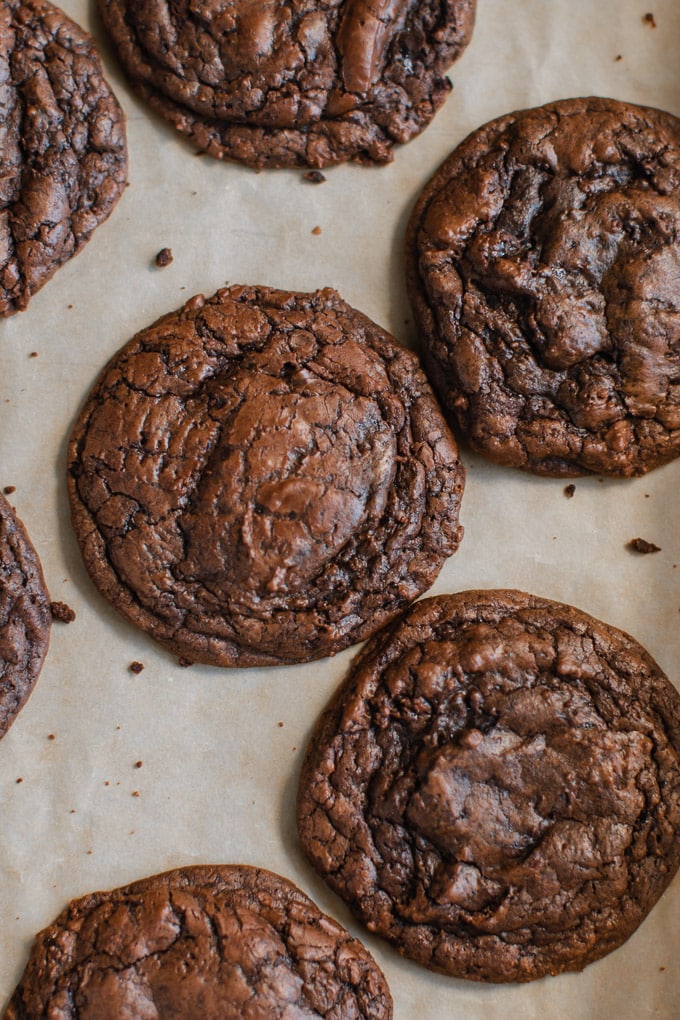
[
  {"xmin": 0, "ymin": 493, "xmax": 50, "ymax": 738},
  {"xmin": 297, "ymin": 590, "xmax": 680, "ymax": 982},
  {"xmin": 0, "ymin": 0, "xmax": 128, "ymax": 316},
  {"xmin": 96, "ymin": 0, "xmax": 475, "ymax": 169},
  {"xmin": 406, "ymin": 97, "xmax": 680, "ymax": 476},
  {"xmin": 68, "ymin": 285, "xmax": 465, "ymax": 667},
  {"xmin": 3, "ymin": 864, "xmax": 393, "ymax": 1018}
]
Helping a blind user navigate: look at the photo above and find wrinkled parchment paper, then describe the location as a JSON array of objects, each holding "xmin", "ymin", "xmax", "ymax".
[{"xmin": 1, "ymin": 0, "xmax": 679, "ymax": 1015}]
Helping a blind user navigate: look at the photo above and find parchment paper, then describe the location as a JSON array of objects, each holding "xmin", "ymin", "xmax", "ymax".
[{"xmin": 1, "ymin": 0, "xmax": 679, "ymax": 1015}]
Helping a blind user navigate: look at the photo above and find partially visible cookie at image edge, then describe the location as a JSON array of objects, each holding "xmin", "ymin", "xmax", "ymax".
[
  {"xmin": 297, "ymin": 589, "xmax": 680, "ymax": 982},
  {"xmin": 0, "ymin": 0, "xmax": 128, "ymax": 316},
  {"xmin": 3, "ymin": 864, "xmax": 393, "ymax": 1019},
  {"xmin": 97, "ymin": 0, "xmax": 476, "ymax": 168},
  {"xmin": 67, "ymin": 285, "xmax": 465, "ymax": 667},
  {"xmin": 0, "ymin": 493, "xmax": 50, "ymax": 738},
  {"xmin": 406, "ymin": 97, "xmax": 680, "ymax": 476}
]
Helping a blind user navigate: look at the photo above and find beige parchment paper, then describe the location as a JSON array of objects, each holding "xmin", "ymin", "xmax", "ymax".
[{"xmin": 1, "ymin": 0, "xmax": 679, "ymax": 1016}]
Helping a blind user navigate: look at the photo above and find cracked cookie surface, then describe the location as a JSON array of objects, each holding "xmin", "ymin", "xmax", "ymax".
[
  {"xmin": 297, "ymin": 590, "xmax": 680, "ymax": 981},
  {"xmin": 0, "ymin": 493, "xmax": 50, "ymax": 738},
  {"xmin": 406, "ymin": 97, "xmax": 680, "ymax": 476},
  {"xmin": 0, "ymin": 0, "xmax": 127, "ymax": 316},
  {"xmin": 3, "ymin": 864, "xmax": 393, "ymax": 1019},
  {"xmin": 97, "ymin": 0, "xmax": 475, "ymax": 168},
  {"xmin": 67, "ymin": 285, "xmax": 465, "ymax": 667}
]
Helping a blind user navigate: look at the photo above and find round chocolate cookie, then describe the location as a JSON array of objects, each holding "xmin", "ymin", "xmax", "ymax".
[
  {"xmin": 96, "ymin": 0, "xmax": 475, "ymax": 169},
  {"xmin": 0, "ymin": 493, "xmax": 50, "ymax": 738},
  {"xmin": 406, "ymin": 97, "xmax": 680, "ymax": 476},
  {"xmin": 3, "ymin": 864, "xmax": 393, "ymax": 1018},
  {"xmin": 297, "ymin": 590, "xmax": 680, "ymax": 982},
  {"xmin": 0, "ymin": 0, "xmax": 128, "ymax": 316},
  {"xmin": 67, "ymin": 285, "xmax": 465, "ymax": 667}
]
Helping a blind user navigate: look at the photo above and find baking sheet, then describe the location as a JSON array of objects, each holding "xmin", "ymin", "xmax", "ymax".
[{"xmin": 1, "ymin": 0, "xmax": 679, "ymax": 1015}]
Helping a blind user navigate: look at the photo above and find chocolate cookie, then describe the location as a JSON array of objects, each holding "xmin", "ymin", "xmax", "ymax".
[
  {"xmin": 96, "ymin": 0, "xmax": 475, "ymax": 169},
  {"xmin": 0, "ymin": 0, "xmax": 127, "ymax": 316},
  {"xmin": 67, "ymin": 285, "xmax": 465, "ymax": 667},
  {"xmin": 297, "ymin": 590, "xmax": 680, "ymax": 982},
  {"xmin": 3, "ymin": 864, "xmax": 393, "ymax": 1018},
  {"xmin": 406, "ymin": 97, "xmax": 680, "ymax": 476},
  {"xmin": 0, "ymin": 493, "xmax": 50, "ymax": 738}
]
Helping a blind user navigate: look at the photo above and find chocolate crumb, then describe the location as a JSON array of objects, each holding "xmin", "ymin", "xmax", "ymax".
[
  {"xmin": 48, "ymin": 733, "xmax": 55, "ymax": 741},
  {"xmin": 29, "ymin": 351, "xmax": 38, "ymax": 358},
  {"xmin": 564, "ymin": 484, "xmax": 576, "ymax": 498},
  {"xmin": 134, "ymin": 761, "xmax": 143, "ymax": 768},
  {"xmin": 278, "ymin": 721, "xmax": 284, "ymax": 728},
  {"xmin": 614, "ymin": 53, "xmax": 623, "ymax": 61},
  {"xmin": 311, "ymin": 225, "xmax": 322, "ymax": 235},
  {"xmin": 50, "ymin": 601, "xmax": 76, "ymax": 623},
  {"xmin": 642, "ymin": 12, "xmax": 656, "ymax": 26},
  {"xmin": 129, "ymin": 661, "xmax": 144, "ymax": 674},
  {"xmin": 627, "ymin": 537, "xmax": 661, "ymax": 554},
  {"xmin": 155, "ymin": 247, "xmax": 173, "ymax": 268},
  {"xmin": 303, "ymin": 170, "xmax": 326, "ymax": 184},
  {"xmin": 132, "ymin": 790, "xmax": 140, "ymax": 797},
  {"xmin": 16, "ymin": 777, "xmax": 23, "ymax": 784},
  {"xmin": 178, "ymin": 656, "xmax": 193, "ymax": 668},
  {"xmin": 3, "ymin": 485, "xmax": 15, "ymax": 494}
]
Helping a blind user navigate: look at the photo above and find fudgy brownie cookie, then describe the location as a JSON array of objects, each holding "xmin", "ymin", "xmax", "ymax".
[
  {"xmin": 297, "ymin": 590, "xmax": 680, "ymax": 982},
  {"xmin": 3, "ymin": 864, "xmax": 393, "ymax": 1018},
  {"xmin": 68, "ymin": 285, "xmax": 465, "ymax": 667},
  {"xmin": 0, "ymin": 493, "xmax": 50, "ymax": 738},
  {"xmin": 406, "ymin": 97, "xmax": 680, "ymax": 476},
  {"xmin": 0, "ymin": 0, "xmax": 127, "ymax": 316},
  {"xmin": 96, "ymin": 0, "xmax": 475, "ymax": 168}
]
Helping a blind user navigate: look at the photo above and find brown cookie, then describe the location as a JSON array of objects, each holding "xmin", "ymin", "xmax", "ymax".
[
  {"xmin": 297, "ymin": 590, "xmax": 680, "ymax": 982},
  {"xmin": 0, "ymin": 493, "xmax": 50, "ymax": 738},
  {"xmin": 0, "ymin": 0, "xmax": 128, "ymax": 316},
  {"xmin": 406, "ymin": 97, "xmax": 680, "ymax": 476},
  {"xmin": 96, "ymin": 0, "xmax": 475, "ymax": 169},
  {"xmin": 3, "ymin": 864, "xmax": 393, "ymax": 1018},
  {"xmin": 67, "ymin": 285, "xmax": 465, "ymax": 667}
]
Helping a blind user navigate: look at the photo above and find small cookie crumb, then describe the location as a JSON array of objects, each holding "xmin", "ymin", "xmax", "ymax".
[
  {"xmin": 178, "ymin": 656, "xmax": 193, "ymax": 668},
  {"xmin": 48, "ymin": 733, "xmax": 56, "ymax": 741},
  {"xmin": 303, "ymin": 170, "xmax": 326, "ymax": 184},
  {"xmin": 50, "ymin": 601, "xmax": 76, "ymax": 623},
  {"xmin": 134, "ymin": 761, "xmax": 143, "ymax": 769},
  {"xmin": 278, "ymin": 721, "xmax": 284, "ymax": 727},
  {"xmin": 614, "ymin": 54, "xmax": 623, "ymax": 61},
  {"xmin": 154, "ymin": 247, "xmax": 174, "ymax": 268},
  {"xmin": 129, "ymin": 661, "xmax": 145, "ymax": 674},
  {"xmin": 627, "ymin": 537, "xmax": 661, "ymax": 554},
  {"xmin": 3, "ymin": 485, "xmax": 15, "ymax": 495},
  {"xmin": 132, "ymin": 790, "xmax": 140, "ymax": 797},
  {"xmin": 16, "ymin": 777, "xmax": 23, "ymax": 784},
  {"xmin": 311, "ymin": 225, "xmax": 322, "ymax": 235},
  {"xmin": 642, "ymin": 12, "xmax": 656, "ymax": 27},
  {"xmin": 564, "ymin": 484, "xmax": 576, "ymax": 498},
  {"xmin": 29, "ymin": 351, "xmax": 38, "ymax": 358}
]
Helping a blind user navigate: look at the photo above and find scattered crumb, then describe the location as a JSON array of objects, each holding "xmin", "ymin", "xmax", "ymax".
[
  {"xmin": 311, "ymin": 225, "xmax": 322, "ymax": 235},
  {"xmin": 132, "ymin": 790, "xmax": 140, "ymax": 798},
  {"xmin": 16, "ymin": 777, "xmax": 23, "ymax": 784},
  {"xmin": 564, "ymin": 484, "xmax": 576, "ymax": 498},
  {"xmin": 303, "ymin": 170, "xmax": 326, "ymax": 184},
  {"xmin": 67, "ymin": 303, "xmax": 74, "ymax": 310},
  {"xmin": 178, "ymin": 656, "xmax": 193, "ymax": 667},
  {"xmin": 155, "ymin": 247, "xmax": 174, "ymax": 268},
  {"xmin": 47, "ymin": 733, "xmax": 56, "ymax": 741},
  {"xmin": 278, "ymin": 721, "xmax": 284, "ymax": 728},
  {"xmin": 627, "ymin": 537, "xmax": 661, "ymax": 554},
  {"xmin": 129, "ymin": 660, "xmax": 145, "ymax": 674},
  {"xmin": 50, "ymin": 600, "xmax": 76, "ymax": 623},
  {"xmin": 134, "ymin": 760, "xmax": 143, "ymax": 769},
  {"xmin": 86, "ymin": 850, "xmax": 92, "ymax": 855},
  {"xmin": 292, "ymin": 746, "xmax": 297, "ymax": 752},
  {"xmin": 614, "ymin": 53, "xmax": 623, "ymax": 61},
  {"xmin": 659, "ymin": 966, "xmax": 666, "ymax": 972},
  {"xmin": 3, "ymin": 485, "xmax": 15, "ymax": 494},
  {"xmin": 642, "ymin": 12, "xmax": 656, "ymax": 27},
  {"xmin": 644, "ymin": 493, "xmax": 650, "ymax": 498},
  {"xmin": 29, "ymin": 351, "xmax": 38, "ymax": 358},
  {"xmin": 69, "ymin": 809, "xmax": 76, "ymax": 813},
  {"xmin": 104, "ymin": 780, "xmax": 110, "ymax": 786}
]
